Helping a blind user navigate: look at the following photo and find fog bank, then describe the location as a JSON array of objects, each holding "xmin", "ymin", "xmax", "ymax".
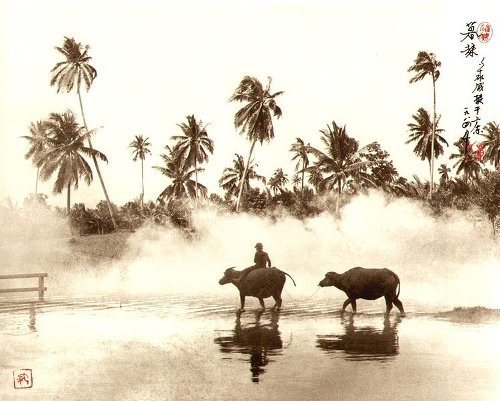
[
  {"xmin": 1, "ymin": 192, "xmax": 499, "ymax": 309},
  {"xmin": 110, "ymin": 192, "xmax": 499, "ymax": 308}
]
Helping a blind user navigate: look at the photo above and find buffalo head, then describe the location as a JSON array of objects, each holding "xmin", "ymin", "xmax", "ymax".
[
  {"xmin": 219, "ymin": 267, "xmax": 238, "ymax": 285},
  {"xmin": 319, "ymin": 272, "xmax": 339, "ymax": 287}
]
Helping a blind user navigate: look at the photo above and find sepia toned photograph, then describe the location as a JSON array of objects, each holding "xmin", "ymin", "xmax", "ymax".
[{"xmin": 1, "ymin": 0, "xmax": 499, "ymax": 400}]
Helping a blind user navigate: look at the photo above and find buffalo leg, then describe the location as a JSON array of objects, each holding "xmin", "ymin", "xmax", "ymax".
[
  {"xmin": 258, "ymin": 298, "xmax": 265, "ymax": 310},
  {"xmin": 342, "ymin": 298, "xmax": 357, "ymax": 314},
  {"xmin": 350, "ymin": 299, "xmax": 357, "ymax": 314},
  {"xmin": 385, "ymin": 296, "xmax": 393, "ymax": 315},
  {"xmin": 341, "ymin": 298, "xmax": 350, "ymax": 313},
  {"xmin": 392, "ymin": 298, "xmax": 405, "ymax": 316},
  {"xmin": 272, "ymin": 294, "xmax": 282, "ymax": 310},
  {"xmin": 239, "ymin": 293, "xmax": 246, "ymax": 312}
]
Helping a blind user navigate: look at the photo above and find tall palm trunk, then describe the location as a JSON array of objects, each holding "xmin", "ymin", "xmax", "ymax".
[
  {"xmin": 430, "ymin": 74, "xmax": 437, "ymax": 197},
  {"xmin": 301, "ymin": 159, "xmax": 305, "ymax": 191},
  {"xmin": 140, "ymin": 157, "xmax": 145, "ymax": 207},
  {"xmin": 66, "ymin": 183, "xmax": 71, "ymax": 215},
  {"xmin": 236, "ymin": 138, "xmax": 257, "ymax": 211},
  {"xmin": 35, "ymin": 167, "xmax": 40, "ymax": 195},
  {"xmin": 194, "ymin": 158, "xmax": 199, "ymax": 199},
  {"xmin": 335, "ymin": 178, "xmax": 342, "ymax": 217},
  {"xmin": 236, "ymin": 104, "xmax": 263, "ymax": 212},
  {"xmin": 77, "ymin": 89, "xmax": 118, "ymax": 229}
]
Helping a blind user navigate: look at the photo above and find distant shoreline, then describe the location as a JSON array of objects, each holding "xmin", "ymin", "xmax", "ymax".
[{"xmin": 435, "ymin": 306, "xmax": 500, "ymax": 323}]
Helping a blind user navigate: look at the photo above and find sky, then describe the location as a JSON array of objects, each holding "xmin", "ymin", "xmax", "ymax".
[{"xmin": 1, "ymin": 0, "xmax": 499, "ymax": 208}]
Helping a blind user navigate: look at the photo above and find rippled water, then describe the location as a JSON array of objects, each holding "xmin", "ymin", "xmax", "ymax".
[{"xmin": 1, "ymin": 295, "xmax": 499, "ymax": 401}]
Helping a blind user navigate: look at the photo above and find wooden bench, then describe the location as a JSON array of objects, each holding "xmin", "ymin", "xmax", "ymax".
[{"xmin": 0, "ymin": 273, "xmax": 48, "ymax": 301}]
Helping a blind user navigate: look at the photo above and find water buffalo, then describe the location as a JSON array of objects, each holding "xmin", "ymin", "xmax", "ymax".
[
  {"xmin": 318, "ymin": 267, "xmax": 405, "ymax": 316},
  {"xmin": 219, "ymin": 267, "xmax": 296, "ymax": 312}
]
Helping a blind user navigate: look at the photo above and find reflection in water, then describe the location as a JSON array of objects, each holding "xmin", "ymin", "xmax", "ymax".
[
  {"xmin": 317, "ymin": 316, "xmax": 400, "ymax": 362},
  {"xmin": 28, "ymin": 302, "xmax": 37, "ymax": 332},
  {"xmin": 214, "ymin": 310, "xmax": 283, "ymax": 383}
]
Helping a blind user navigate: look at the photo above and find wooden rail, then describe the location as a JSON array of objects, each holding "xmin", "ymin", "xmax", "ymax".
[{"xmin": 0, "ymin": 273, "xmax": 48, "ymax": 301}]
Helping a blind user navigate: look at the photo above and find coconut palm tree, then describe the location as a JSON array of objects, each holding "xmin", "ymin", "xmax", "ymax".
[
  {"xmin": 480, "ymin": 121, "xmax": 500, "ymax": 169},
  {"xmin": 268, "ymin": 168, "xmax": 289, "ymax": 195},
  {"xmin": 307, "ymin": 165, "xmax": 324, "ymax": 194},
  {"xmin": 50, "ymin": 36, "xmax": 117, "ymax": 229},
  {"xmin": 36, "ymin": 111, "xmax": 108, "ymax": 214},
  {"xmin": 291, "ymin": 174, "xmax": 301, "ymax": 190},
  {"xmin": 171, "ymin": 115, "xmax": 214, "ymax": 198},
  {"xmin": 450, "ymin": 139, "xmax": 482, "ymax": 184},
  {"xmin": 408, "ymin": 51, "xmax": 442, "ymax": 195},
  {"xmin": 129, "ymin": 135, "xmax": 152, "ymax": 207},
  {"xmin": 153, "ymin": 143, "xmax": 206, "ymax": 202},
  {"xmin": 406, "ymin": 107, "xmax": 448, "ymax": 175},
  {"xmin": 229, "ymin": 76, "xmax": 283, "ymax": 211},
  {"xmin": 290, "ymin": 137, "xmax": 310, "ymax": 191},
  {"xmin": 438, "ymin": 163, "xmax": 451, "ymax": 183},
  {"xmin": 21, "ymin": 120, "xmax": 48, "ymax": 195},
  {"xmin": 219, "ymin": 154, "xmax": 265, "ymax": 200},
  {"xmin": 306, "ymin": 121, "xmax": 372, "ymax": 214}
]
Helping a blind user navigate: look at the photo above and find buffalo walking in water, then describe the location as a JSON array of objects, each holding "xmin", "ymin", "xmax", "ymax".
[
  {"xmin": 319, "ymin": 267, "xmax": 405, "ymax": 316},
  {"xmin": 219, "ymin": 267, "xmax": 296, "ymax": 312}
]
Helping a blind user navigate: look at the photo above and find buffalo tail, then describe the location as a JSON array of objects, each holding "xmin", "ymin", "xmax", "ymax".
[
  {"xmin": 394, "ymin": 272, "xmax": 401, "ymax": 297},
  {"xmin": 272, "ymin": 267, "xmax": 297, "ymax": 287}
]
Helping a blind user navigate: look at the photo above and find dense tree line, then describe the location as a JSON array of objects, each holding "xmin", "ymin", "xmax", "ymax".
[{"xmin": 19, "ymin": 39, "xmax": 500, "ymax": 236}]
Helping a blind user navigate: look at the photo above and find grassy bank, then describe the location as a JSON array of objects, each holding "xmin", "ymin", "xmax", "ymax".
[
  {"xmin": 436, "ymin": 307, "xmax": 500, "ymax": 323},
  {"xmin": 1, "ymin": 229, "xmax": 133, "ymax": 275},
  {"xmin": 68, "ymin": 230, "xmax": 133, "ymax": 266}
]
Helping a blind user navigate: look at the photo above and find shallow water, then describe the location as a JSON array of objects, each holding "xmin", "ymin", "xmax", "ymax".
[{"xmin": 1, "ymin": 295, "xmax": 499, "ymax": 401}]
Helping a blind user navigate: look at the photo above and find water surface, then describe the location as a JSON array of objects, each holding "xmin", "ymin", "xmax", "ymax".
[{"xmin": 1, "ymin": 295, "xmax": 499, "ymax": 401}]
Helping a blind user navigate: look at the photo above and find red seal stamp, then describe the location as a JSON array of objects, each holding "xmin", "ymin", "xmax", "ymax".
[
  {"xmin": 13, "ymin": 369, "xmax": 33, "ymax": 389},
  {"xmin": 475, "ymin": 143, "xmax": 485, "ymax": 162},
  {"xmin": 477, "ymin": 22, "xmax": 493, "ymax": 43}
]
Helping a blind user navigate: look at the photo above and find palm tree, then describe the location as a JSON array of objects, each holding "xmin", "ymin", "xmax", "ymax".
[
  {"xmin": 307, "ymin": 165, "xmax": 324, "ymax": 194},
  {"xmin": 406, "ymin": 107, "xmax": 448, "ymax": 176},
  {"xmin": 129, "ymin": 135, "xmax": 152, "ymax": 207},
  {"xmin": 291, "ymin": 174, "xmax": 301, "ymax": 190},
  {"xmin": 37, "ymin": 111, "xmax": 108, "ymax": 214},
  {"xmin": 306, "ymin": 121, "xmax": 372, "ymax": 214},
  {"xmin": 268, "ymin": 168, "xmax": 289, "ymax": 195},
  {"xmin": 229, "ymin": 76, "xmax": 283, "ymax": 211},
  {"xmin": 153, "ymin": 143, "xmax": 206, "ymax": 202},
  {"xmin": 50, "ymin": 36, "xmax": 117, "ymax": 229},
  {"xmin": 480, "ymin": 121, "xmax": 500, "ymax": 168},
  {"xmin": 290, "ymin": 137, "xmax": 310, "ymax": 191},
  {"xmin": 450, "ymin": 139, "xmax": 482, "ymax": 184},
  {"xmin": 438, "ymin": 163, "xmax": 451, "ymax": 183},
  {"xmin": 21, "ymin": 120, "xmax": 48, "ymax": 195},
  {"xmin": 171, "ymin": 115, "xmax": 214, "ymax": 198},
  {"xmin": 219, "ymin": 154, "xmax": 265, "ymax": 200},
  {"xmin": 408, "ymin": 51, "xmax": 442, "ymax": 195}
]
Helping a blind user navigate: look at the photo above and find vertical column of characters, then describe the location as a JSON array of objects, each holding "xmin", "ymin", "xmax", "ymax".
[{"xmin": 459, "ymin": 21, "xmax": 492, "ymax": 162}]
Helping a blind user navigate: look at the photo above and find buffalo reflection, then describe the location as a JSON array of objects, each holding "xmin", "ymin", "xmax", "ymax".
[
  {"xmin": 214, "ymin": 310, "xmax": 283, "ymax": 383},
  {"xmin": 317, "ymin": 316, "xmax": 400, "ymax": 362}
]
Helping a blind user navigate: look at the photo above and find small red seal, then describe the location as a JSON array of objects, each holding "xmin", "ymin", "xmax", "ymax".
[
  {"xmin": 13, "ymin": 369, "xmax": 33, "ymax": 389},
  {"xmin": 477, "ymin": 22, "xmax": 493, "ymax": 43},
  {"xmin": 475, "ymin": 143, "xmax": 485, "ymax": 162}
]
